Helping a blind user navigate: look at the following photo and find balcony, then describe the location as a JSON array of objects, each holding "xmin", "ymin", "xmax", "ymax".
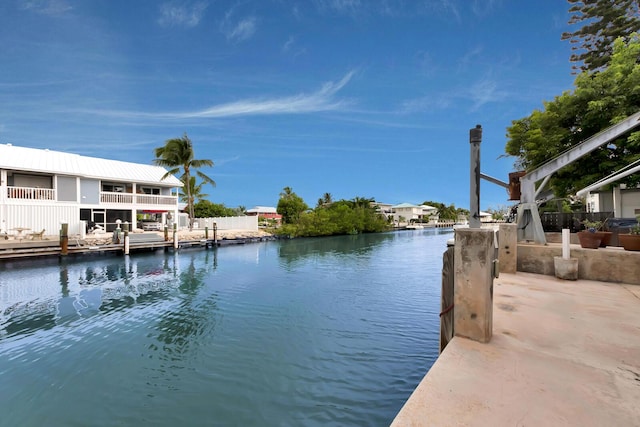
[
  {"xmin": 100, "ymin": 192, "xmax": 176, "ymax": 206},
  {"xmin": 7, "ymin": 186, "xmax": 55, "ymax": 200}
]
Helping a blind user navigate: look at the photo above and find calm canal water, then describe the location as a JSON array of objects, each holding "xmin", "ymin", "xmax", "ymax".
[{"xmin": 0, "ymin": 229, "xmax": 452, "ymax": 426}]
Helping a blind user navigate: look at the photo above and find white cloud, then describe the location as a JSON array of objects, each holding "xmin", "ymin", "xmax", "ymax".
[
  {"xmin": 20, "ymin": 0, "xmax": 72, "ymax": 16},
  {"xmin": 71, "ymin": 71, "xmax": 357, "ymax": 120},
  {"xmin": 158, "ymin": 1, "xmax": 208, "ymax": 28},
  {"xmin": 222, "ymin": 16, "xmax": 257, "ymax": 42},
  {"xmin": 468, "ymin": 77, "xmax": 507, "ymax": 110}
]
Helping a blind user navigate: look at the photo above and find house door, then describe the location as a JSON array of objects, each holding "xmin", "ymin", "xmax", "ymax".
[{"xmin": 93, "ymin": 211, "xmax": 105, "ymax": 230}]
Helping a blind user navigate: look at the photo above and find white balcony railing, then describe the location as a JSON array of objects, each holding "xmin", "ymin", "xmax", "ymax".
[
  {"xmin": 100, "ymin": 192, "xmax": 176, "ymax": 206},
  {"xmin": 6, "ymin": 187, "xmax": 176, "ymax": 206},
  {"xmin": 7, "ymin": 186, "xmax": 55, "ymax": 200}
]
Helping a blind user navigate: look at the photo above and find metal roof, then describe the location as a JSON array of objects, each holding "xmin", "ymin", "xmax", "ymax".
[
  {"xmin": 392, "ymin": 203, "xmax": 437, "ymax": 210},
  {"xmin": 246, "ymin": 206, "xmax": 278, "ymax": 214},
  {"xmin": 0, "ymin": 144, "xmax": 182, "ymax": 186}
]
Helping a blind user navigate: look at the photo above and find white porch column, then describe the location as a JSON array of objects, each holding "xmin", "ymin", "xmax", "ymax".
[{"xmin": 613, "ymin": 186, "xmax": 622, "ymax": 217}]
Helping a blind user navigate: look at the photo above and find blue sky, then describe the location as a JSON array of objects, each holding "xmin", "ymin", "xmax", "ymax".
[{"xmin": 0, "ymin": 0, "xmax": 577, "ymax": 211}]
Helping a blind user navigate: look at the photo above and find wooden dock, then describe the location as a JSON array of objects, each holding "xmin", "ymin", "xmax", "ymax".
[{"xmin": 0, "ymin": 235, "xmax": 273, "ymax": 261}]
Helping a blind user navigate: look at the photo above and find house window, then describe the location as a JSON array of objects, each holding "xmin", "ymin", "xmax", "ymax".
[
  {"xmin": 102, "ymin": 183, "xmax": 126, "ymax": 193},
  {"xmin": 140, "ymin": 187, "xmax": 160, "ymax": 195}
]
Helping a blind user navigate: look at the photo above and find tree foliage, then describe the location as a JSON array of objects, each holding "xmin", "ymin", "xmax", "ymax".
[
  {"xmin": 422, "ymin": 200, "xmax": 469, "ymax": 221},
  {"xmin": 179, "ymin": 176, "xmax": 208, "ymax": 208},
  {"xmin": 193, "ymin": 200, "xmax": 237, "ymax": 218},
  {"xmin": 154, "ymin": 133, "xmax": 215, "ymax": 230},
  {"xmin": 505, "ymin": 34, "xmax": 640, "ymax": 198},
  {"xmin": 277, "ymin": 187, "xmax": 309, "ymax": 224},
  {"xmin": 561, "ymin": 0, "xmax": 640, "ymax": 73},
  {"xmin": 278, "ymin": 196, "xmax": 390, "ymax": 237}
]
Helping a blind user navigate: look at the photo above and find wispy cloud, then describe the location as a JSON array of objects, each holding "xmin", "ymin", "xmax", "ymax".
[
  {"xmin": 457, "ymin": 46, "xmax": 484, "ymax": 73},
  {"xmin": 467, "ymin": 77, "xmax": 507, "ymax": 110},
  {"xmin": 158, "ymin": 1, "xmax": 208, "ymax": 28},
  {"xmin": 282, "ymin": 35, "xmax": 307, "ymax": 57},
  {"xmin": 223, "ymin": 16, "xmax": 257, "ymax": 42},
  {"xmin": 318, "ymin": 0, "xmax": 362, "ymax": 15},
  {"xmin": 20, "ymin": 0, "xmax": 72, "ymax": 16},
  {"xmin": 400, "ymin": 75, "xmax": 507, "ymax": 113},
  {"xmin": 71, "ymin": 71, "xmax": 357, "ymax": 120}
]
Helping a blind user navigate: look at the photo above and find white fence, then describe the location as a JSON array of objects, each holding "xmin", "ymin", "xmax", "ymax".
[{"xmin": 193, "ymin": 216, "xmax": 258, "ymax": 231}]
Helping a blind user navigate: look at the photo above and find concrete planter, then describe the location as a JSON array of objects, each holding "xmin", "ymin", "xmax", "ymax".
[
  {"xmin": 554, "ymin": 256, "xmax": 578, "ymax": 280},
  {"xmin": 619, "ymin": 234, "xmax": 640, "ymax": 251}
]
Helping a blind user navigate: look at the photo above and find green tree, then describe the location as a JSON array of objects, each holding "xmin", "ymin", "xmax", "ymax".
[
  {"xmin": 505, "ymin": 35, "xmax": 640, "ymax": 198},
  {"xmin": 179, "ymin": 176, "xmax": 208, "ymax": 210},
  {"xmin": 422, "ymin": 200, "xmax": 467, "ymax": 221},
  {"xmin": 316, "ymin": 192, "xmax": 333, "ymax": 208},
  {"xmin": 194, "ymin": 200, "xmax": 236, "ymax": 218},
  {"xmin": 277, "ymin": 187, "xmax": 308, "ymax": 224},
  {"xmin": 562, "ymin": 0, "xmax": 640, "ymax": 72},
  {"xmin": 154, "ymin": 133, "xmax": 215, "ymax": 230}
]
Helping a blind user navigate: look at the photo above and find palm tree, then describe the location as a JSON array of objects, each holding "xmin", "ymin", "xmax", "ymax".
[
  {"xmin": 179, "ymin": 176, "xmax": 209, "ymax": 207},
  {"xmin": 154, "ymin": 133, "xmax": 215, "ymax": 230}
]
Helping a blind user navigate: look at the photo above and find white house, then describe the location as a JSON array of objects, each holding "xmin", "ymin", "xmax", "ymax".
[
  {"xmin": 0, "ymin": 144, "xmax": 183, "ymax": 237},
  {"xmin": 391, "ymin": 203, "xmax": 439, "ymax": 223},
  {"xmin": 585, "ymin": 186, "xmax": 640, "ymax": 218},
  {"xmin": 245, "ymin": 206, "xmax": 282, "ymax": 224}
]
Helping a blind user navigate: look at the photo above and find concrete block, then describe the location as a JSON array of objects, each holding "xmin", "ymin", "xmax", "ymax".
[
  {"xmin": 498, "ymin": 223, "xmax": 517, "ymax": 274},
  {"xmin": 553, "ymin": 256, "xmax": 578, "ymax": 280},
  {"xmin": 454, "ymin": 228, "xmax": 494, "ymax": 343}
]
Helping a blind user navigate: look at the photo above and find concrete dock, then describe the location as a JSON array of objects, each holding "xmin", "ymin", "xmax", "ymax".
[{"xmin": 392, "ymin": 272, "xmax": 640, "ymax": 426}]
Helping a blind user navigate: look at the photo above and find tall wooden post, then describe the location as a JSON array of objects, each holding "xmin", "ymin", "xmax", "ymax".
[
  {"xmin": 213, "ymin": 222, "xmax": 218, "ymax": 246},
  {"xmin": 173, "ymin": 223, "xmax": 178, "ymax": 250},
  {"xmin": 60, "ymin": 223, "xmax": 68, "ymax": 256}
]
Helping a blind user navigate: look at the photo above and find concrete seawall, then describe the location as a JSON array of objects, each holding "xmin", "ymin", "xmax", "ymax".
[{"xmin": 517, "ymin": 242, "xmax": 640, "ymax": 285}]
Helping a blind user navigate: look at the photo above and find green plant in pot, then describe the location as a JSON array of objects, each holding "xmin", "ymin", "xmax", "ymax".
[
  {"xmin": 577, "ymin": 219, "xmax": 606, "ymax": 249},
  {"xmin": 620, "ymin": 216, "xmax": 640, "ymax": 251}
]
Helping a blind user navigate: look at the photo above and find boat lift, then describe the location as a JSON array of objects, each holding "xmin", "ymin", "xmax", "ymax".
[
  {"xmin": 481, "ymin": 110, "xmax": 640, "ymax": 245},
  {"xmin": 517, "ymin": 111, "xmax": 640, "ymax": 244}
]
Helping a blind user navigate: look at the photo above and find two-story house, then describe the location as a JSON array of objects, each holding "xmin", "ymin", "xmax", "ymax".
[
  {"xmin": 391, "ymin": 203, "xmax": 438, "ymax": 224},
  {"xmin": 1, "ymin": 144, "xmax": 182, "ymax": 237}
]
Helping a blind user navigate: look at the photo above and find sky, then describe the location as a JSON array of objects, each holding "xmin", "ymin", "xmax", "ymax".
[{"xmin": 0, "ymin": 0, "xmax": 578, "ymax": 211}]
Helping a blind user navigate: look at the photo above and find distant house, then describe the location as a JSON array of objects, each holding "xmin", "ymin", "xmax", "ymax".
[
  {"xmin": 0, "ymin": 144, "xmax": 183, "ymax": 236},
  {"xmin": 371, "ymin": 202, "xmax": 393, "ymax": 218},
  {"xmin": 586, "ymin": 186, "xmax": 640, "ymax": 217},
  {"xmin": 391, "ymin": 203, "xmax": 438, "ymax": 224},
  {"xmin": 246, "ymin": 206, "xmax": 282, "ymax": 224}
]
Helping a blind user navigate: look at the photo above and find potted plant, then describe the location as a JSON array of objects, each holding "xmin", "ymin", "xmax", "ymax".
[
  {"xmin": 619, "ymin": 216, "xmax": 640, "ymax": 251},
  {"xmin": 577, "ymin": 220, "xmax": 603, "ymax": 249}
]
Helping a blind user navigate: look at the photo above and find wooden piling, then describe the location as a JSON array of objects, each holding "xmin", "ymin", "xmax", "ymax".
[{"xmin": 60, "ymin": 223, "xmax": 68, "ymax": 256}]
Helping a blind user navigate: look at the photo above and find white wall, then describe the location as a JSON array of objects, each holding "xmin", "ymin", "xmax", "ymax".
[
  {"xmin": 2, "ymin": 203, "xmax": 82, "ymax": 236},
  {"xmin": 195, "ymin": 215, "xmax": 258, "ymax": 231}
]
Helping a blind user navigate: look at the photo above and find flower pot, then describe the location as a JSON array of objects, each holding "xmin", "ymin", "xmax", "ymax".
[
  {"xmin": 593, "ymin": 231, "xmax": 612, "ymax": 247},
  {"xmin": 577, "ymin": 231, "xmax": 601, "ymax": 249},
  {"xmin": 619, "ymin": 234, "xmax": 640, "ymax": 251}
]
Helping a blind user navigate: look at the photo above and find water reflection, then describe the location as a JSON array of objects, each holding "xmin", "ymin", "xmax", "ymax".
[
  {"xmin": 153, "ymin": 251, "xmax": 220, "ymax": 360},
  {"xmin": 278, "ymin": 232, "xmax": 395, "ymax": 267},
  {"xmin": 0, "ymin": 253, "xmax": 198, "ymax": 339}
]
